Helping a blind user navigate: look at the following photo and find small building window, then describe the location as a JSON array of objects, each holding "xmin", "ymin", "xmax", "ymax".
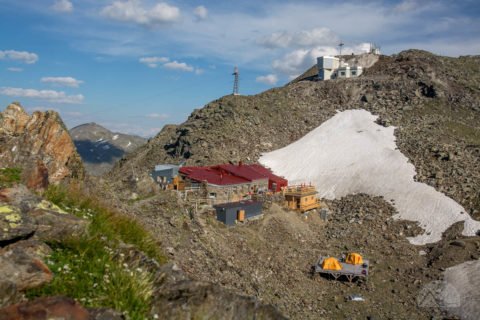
[
  {"xmin": 351, "ymin": 71, "xmax": 357, "ymax": 76},
  {"xmin": 209, "ymin": 193, "xmax": 217, "ymax": 198},
  {"xmin": 340, "ymin": 71, "xmax": 345, "ymax": 76}
]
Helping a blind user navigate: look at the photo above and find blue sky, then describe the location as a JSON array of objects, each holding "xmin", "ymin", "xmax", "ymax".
[{"xmin": 1, "ymin": 0, "xmax": 479, "ymax": 136}]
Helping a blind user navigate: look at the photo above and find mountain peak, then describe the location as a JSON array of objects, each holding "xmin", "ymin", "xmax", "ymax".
[{"xmin": 0, "ymin": 103, "xmax": 84, "ymax": 189}]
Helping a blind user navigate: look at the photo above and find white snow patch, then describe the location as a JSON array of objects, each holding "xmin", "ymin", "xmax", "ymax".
[
  {"xmin": 126, "ymin": 141, "xmax": 132, "ymax": 148},
  {"xmin": 259, "ymin": 109, "xmax": 480, "ymax": 245},
  {"xmin": 11, "ymin": 146, "xmax": 17, "ymax": 152},
  {"xmin": 112, "ymin": 134, "xmax": 119, "ymax": 140},
  {"xmin": 95, "ymin": 138, "xmax": 104, "ymax": 142}
]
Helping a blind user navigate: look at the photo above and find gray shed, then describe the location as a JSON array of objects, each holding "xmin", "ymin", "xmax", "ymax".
[
  {"xmin": 151, "ymin": 164, "xmax": 179, "ymax": 184},
  {"xmin": 214, "ymin": 200, "xmax": 263, "ymax": 226}
]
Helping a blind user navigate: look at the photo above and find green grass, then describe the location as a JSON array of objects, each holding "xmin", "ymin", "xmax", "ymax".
[
  {"xmin": 0, "ymin": 167, "xmax": 22, "ymax": 188},
  {"xmin": 28, "ymin": 183, "xmax": 167, "ymax": 319},
  {"xmin": 43, "ymin": 184, "xmax": 165, "ymax": 262},
  {"xmin": 29, "ymin": 238, "xmax": 154, "ymax": 318}
]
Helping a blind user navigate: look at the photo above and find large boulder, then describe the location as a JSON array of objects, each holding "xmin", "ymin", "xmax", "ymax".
[
  {"xmin": 30, "ymin": 202, "xmax": 88, "ymax": 242},
  {"xmin": 0, "ymin": 247, "xmax": 53, "ymax": 307},
  {"xmin": 0, "ymin": 102, "xmax": 84, "ymax": 190}
]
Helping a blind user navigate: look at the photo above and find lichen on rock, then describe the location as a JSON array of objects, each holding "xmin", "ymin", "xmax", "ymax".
[{"xmin": 36, "ymin": 200, "xmax": 67, "ymax": 214}]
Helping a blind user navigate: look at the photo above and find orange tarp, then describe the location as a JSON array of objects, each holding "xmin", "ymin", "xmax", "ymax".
[
  {"xmin": 322, "ymin": 257, "xmax": 342, "ymax": 271},
  {"xmin": 345, "ymin": 253, "xmax": 363, "ymax": 265}
]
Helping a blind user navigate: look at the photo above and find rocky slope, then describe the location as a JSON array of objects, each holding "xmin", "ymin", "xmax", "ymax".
[
  {"xmin": 102, "ymin": 49, "xmax": 480, "ymax": 319},
  {"xmin": 0, "ymin": 182, "xmax": 286, "ymax": 319},
  {"xmin": 97, "ymin": 186, "xmax": 479, "ymax": 319},
  {"xmin": 0, "ymin": 103, "xmax": 84, "ymax": 189},
  {"xmin": 70, "ymin": 123, "xmax": 146, "ymax": 176},
  {"xmin": 110, "ymin": 50, "xmax": 480, "ymax": 220}
]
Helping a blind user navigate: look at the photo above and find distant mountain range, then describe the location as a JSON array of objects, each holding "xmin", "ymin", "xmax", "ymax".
[{"xmin": 70, "ymin": 123, "xmax": 146, "ymax": 176}]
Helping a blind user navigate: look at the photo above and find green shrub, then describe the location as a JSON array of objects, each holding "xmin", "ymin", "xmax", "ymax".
[{"xmin": 28, "ymin": 183, "xmax": 167, "ymax": 319}]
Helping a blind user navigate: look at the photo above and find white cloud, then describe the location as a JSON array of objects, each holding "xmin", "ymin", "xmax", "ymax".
[
  {"xmin": 149, "ymin": 2, "xmax": 180, "ymax": 24},
  {"xmin": 258, "ymin": 27, "xmax": 339, "ymax": 49},
  {"xmin": 194, "ymin": 5, "xmax": 208, "ymax": 20},
  {"xmin": 7, "ymin": 67, "xmax": 23, "ymax": 72},
  {"xmin": 41, "ymin": 76, "xmax": 84, "ymax": 88},
  {"xmin": 139, "ymin": 56, "xmax": 169, "ymax": 68},
  {"xmin": 45, "ymin": 0, "xmax": 479, "ymax": 81},
  {"xmin": 139, "ymin": 56, "xmax": 200, "ymax": 73},
  {"xmin": 0, "ymin": 50, "xmax": 39, "ymax": 64},
  {"xmin": 257, "ymin": 31, "xmax": 292, "ymax": 49},
  {"xmin": 256, "ymin": 74, "xmax": 278, "ymax": 85},
  {"xmin": 164, "ymin": 61, "xmax": 194, "ymax": 72},
  {"xmin": 393, "ymin": 0, "xmax": 422, "ymax": 13},
  {"xmin": 0, "ymin": 87, "xmax": 84, "ymax": 104},
  {"xmin": 272, "ymin": 43, "xmax": 370, "ymax": 76},
  {"xmin": 101, "ymin": 0, "xmax": 180, "ymax": 26},
  {"xmin": 146, "ymin": 113, "xmax": 169, "ymax": 119},
  {"xmin": 52, "ymin": 0, "xmax": 73, "ymax": 13}
]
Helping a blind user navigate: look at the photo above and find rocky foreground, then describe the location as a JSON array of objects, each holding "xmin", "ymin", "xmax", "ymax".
[
  {"xmin": 106, "ymin": 188, "xmax": 479, "ymax": 320},
  {"xmin": 0, "ymin": 183, "xmax": 286, "ymax": 319}
]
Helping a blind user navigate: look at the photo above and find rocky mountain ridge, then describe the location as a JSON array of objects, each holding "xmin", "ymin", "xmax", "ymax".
[
  {"xmin": 0, "ymin": 103, "xmax": 84, "ymax": 189},
  {"xmin": 70, "ymin": 122, "xmax": 146, "ymax": 176},
  {"xmin": 110, "ymin": 50, "xmax": 480, "ymax": 219}
]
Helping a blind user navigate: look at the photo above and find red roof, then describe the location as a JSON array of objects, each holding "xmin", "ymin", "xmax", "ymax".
[
  {"xmin": 248, "ymin": 164, "xmax": 288, "ymax": 183},
  {"xmin": 179, "ymin": 163, "xmax": 288, "ymax": 191},
  {"xmin": 216, "ymin": 164, "xmax": 268, "ymax": 182},
  {"xmin": 179, "ymin": 166, "xmax": 250, "ymax": 186},
  {"xmin": 247, "ymin": 164, "xmax": 288, "ymax": 192}
]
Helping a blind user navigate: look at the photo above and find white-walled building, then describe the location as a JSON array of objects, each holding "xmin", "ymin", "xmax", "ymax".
[
  {"xmin": 317, "ymin": 56, "xmax": 363, "ymax": 80},
  {"xmin": 317, "ymin": 56, "xmax": 340, "ymax": 80}
]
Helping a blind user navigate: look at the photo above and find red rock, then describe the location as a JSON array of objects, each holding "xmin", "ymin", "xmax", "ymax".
[
  {"xmin": 0, "ymin": 296, "xmax": 90, "ymax": 320},
  {"xmin": 0, "ymin": 102, "xmax": 84, "ymax": 190}
]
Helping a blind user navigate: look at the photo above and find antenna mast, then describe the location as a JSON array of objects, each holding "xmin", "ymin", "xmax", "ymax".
[
  {"xmin": 232, "ymin": 66, "xmax": 239, "ymax": 96},
  {"xmin": 338, "ymin": 42, "xmax": 344, "ymax": 65}
]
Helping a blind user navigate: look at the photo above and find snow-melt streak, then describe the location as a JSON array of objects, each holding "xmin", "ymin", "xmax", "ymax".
[{"xmin": 260, "ymin": 109, "xmax": 480, "ymax": 245}]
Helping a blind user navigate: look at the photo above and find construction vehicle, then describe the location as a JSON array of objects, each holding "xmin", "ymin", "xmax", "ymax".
[{"xmin": 312, "ymin": 252, "xmax": 369, "ymax": 282}]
